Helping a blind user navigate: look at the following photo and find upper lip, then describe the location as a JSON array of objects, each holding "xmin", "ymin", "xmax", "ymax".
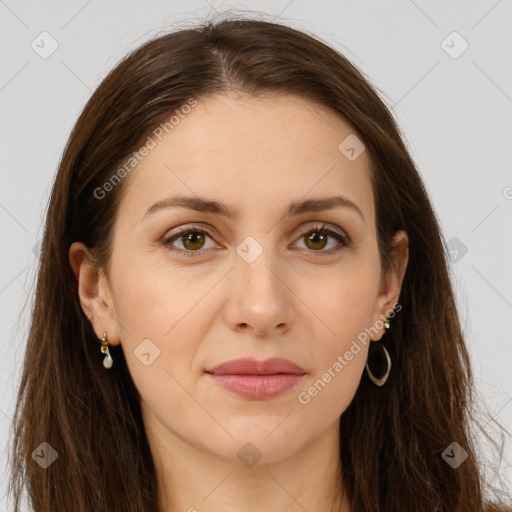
[{"xmin": 206, "ymin": 357, "xmax": 306, "ymax": 375}]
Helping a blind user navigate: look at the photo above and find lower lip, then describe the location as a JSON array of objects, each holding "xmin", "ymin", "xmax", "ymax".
[{"xmin": 207, "ymin": 373, "xmax": 305, "ymax": 400}]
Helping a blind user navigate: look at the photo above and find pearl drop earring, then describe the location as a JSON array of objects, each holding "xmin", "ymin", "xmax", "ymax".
[{"xmin": 100, "ymin": 331, "xmax": 113, "ymax": 369}]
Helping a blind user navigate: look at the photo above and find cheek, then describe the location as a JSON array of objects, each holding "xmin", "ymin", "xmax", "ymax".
[
  {"xmin": 299, "ymin": 254, "xmax": 380, "ymax": 390},
  {"xmin": 110, "ymin": 252, "xmax": 219, "ymax": 386},
  {"xmin": 308, "ymin": 287, "xmax": 373, "ymax": 391},
  {"xmin": 304, "ymin": 259, "xmax": 380, "ymax": 340},
  {"xmin": 294, "ymin": 275, "xmax": 377, "ymax": 421},
  {"xmin": 111, "ymin": 244, "xmax": 207, "ymax": 334}
]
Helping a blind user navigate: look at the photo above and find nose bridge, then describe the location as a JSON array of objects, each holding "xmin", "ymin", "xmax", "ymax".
[
  {"xmin": 223, "ymin": 231, "xmax": 294, "ymax": 335},
  {"xmin": 234, "ymin": 232, "xmax": 283, "ymax": 300}
]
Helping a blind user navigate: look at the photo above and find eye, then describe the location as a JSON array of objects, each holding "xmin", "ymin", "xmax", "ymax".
[
  {"xmin": 162, "ymin": 227, "xmax": 217, "ymax": 258},
  {"xmin": 292, "ymin": 223, "xmax": 350, "ymax": 257},
  {"xmin": 162, "ymin": 223, "xmax": 350, "ymax": 258}
]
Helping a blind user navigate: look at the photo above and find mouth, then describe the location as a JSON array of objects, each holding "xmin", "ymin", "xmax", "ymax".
[
  {"xmin": 205, "ymin": 357, "xmax": 306, "ymax": 376},
  {"xmin": 205, "ymin": 357, "xmax": 306, "ymax": 400}
]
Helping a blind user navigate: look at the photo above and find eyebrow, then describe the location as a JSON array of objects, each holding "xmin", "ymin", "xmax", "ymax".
[{"xmin": 143, "ymin": 195, "xmax": 366, "ymax": 224}]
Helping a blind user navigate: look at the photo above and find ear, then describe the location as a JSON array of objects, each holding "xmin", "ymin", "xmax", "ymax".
[
  {"xmin": 371, "ymin": 230, "xmax": 409, "ymax": 340},
  {"xmin": 68, "ymin": 242, "xmax": 121, "ymax": 346}
]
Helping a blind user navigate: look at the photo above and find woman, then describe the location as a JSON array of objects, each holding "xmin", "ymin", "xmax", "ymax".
[{"xmin": 8, "ymin": 16, "xmax": 511, "ymax": 512}]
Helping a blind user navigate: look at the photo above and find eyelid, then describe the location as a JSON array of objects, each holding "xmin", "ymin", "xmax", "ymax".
[{"xmin": 294, "ymin": 222, "xmax": 346, "ymax": 239}]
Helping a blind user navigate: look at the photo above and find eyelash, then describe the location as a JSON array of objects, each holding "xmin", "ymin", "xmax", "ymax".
[{"xmin": 162, "ymin": 223, "xmax": 351, "ymax": 259}]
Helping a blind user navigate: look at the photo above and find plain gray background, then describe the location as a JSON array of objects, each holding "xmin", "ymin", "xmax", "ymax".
[{"xmin": 1, "ymin": 0, "xmax": 511, "ymax": 508}]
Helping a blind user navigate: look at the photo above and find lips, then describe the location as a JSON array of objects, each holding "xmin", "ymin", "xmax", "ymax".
[
  {"xmin": 205, "ymin": 357, "xmax": 306, "ymax": 400},
  {"xmin": 206, "ymin": 357, "xmax": 306, "ymax": 376}
]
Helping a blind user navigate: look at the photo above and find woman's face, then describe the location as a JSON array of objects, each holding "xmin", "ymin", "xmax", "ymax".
[{"xmin": 71, "ymin": 92, "xmax": 408, "ymax": 466}]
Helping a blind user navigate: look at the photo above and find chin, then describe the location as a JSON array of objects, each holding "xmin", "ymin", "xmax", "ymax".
[{"xmin": 216, "ymin": 422, "xmax": 303, "ymax": 462}]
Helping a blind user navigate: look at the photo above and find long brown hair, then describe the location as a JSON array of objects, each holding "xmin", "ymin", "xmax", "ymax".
[{"xmin": 8, "ymin": 14, "xmax": 511, "ymax": 512}]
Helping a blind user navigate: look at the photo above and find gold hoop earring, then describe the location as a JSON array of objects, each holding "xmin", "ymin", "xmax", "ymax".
[
  {"xmin": 100, "ymin": 331, "xmax": 113, "ymax": 369},
  {"xmin": 365, "ymin": 320, "xmax": 391, "ymax": 386}
]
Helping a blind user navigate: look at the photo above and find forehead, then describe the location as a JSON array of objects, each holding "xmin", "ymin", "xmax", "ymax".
[{"xmin": 117, "ymin": 92, "xmax": 375, "ymax": 226}]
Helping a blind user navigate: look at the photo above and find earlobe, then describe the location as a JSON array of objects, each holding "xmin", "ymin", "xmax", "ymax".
[{"xmin": 68, "ymin": 242, "xmax": 120, "ymax": 345}]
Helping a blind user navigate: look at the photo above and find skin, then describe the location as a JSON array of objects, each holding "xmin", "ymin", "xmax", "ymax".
[{"xmin": 69, "ymin": 92, "xmax": 409, "ymax": 512}]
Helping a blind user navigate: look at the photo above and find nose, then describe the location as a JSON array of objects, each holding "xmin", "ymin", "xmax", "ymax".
[{"xmin": 222, "ymin": 243, "xmax": 295, "ymax": 338}]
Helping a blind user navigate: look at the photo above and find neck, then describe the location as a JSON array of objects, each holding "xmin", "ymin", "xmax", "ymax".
[{"xmin": 145, "ymin": 415, "xmax": 351, "ymax": 512}]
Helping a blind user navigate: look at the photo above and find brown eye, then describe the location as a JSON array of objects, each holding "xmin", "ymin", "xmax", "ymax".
[
  {"xmin": 293, "ymin": 224, "xmax": 350, "ymax": 256},
  {"xmin": 163, "ymin": 228, "xmax": 217, "ymax": 258},
  {"xmin": 181, "ymin": 231, "xmax": 206, "ymax": 251},
  {"xmin": 303, "ymin": 231, "xmax": 328, "ymax": 251},
  {"xmin": 162, "ymin": 223, "xmax": 350, "ymax": 259}
]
